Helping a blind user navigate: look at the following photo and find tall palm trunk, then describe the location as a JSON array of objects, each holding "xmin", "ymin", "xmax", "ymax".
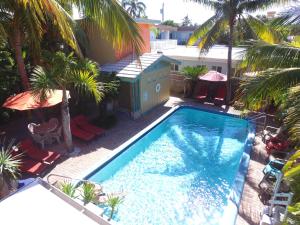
[
  {"xmin": 226, "ymin": 15, "xmax": 235, "ymax": 104},
  {"xmin": 61, "ymin": 88, "xmax": 73, "ymax": 152},
  {"xmin": 13, "ymin": 23, "xmax": 30, "ymax": 90}
]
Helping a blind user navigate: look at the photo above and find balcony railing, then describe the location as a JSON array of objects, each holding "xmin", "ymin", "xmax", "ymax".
[{"xmin": 150, "ymin": 39, "xmax": 177, "ymax": 51}]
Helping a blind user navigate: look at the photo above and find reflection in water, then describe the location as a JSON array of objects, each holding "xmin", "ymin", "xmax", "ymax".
[{"xmin": 88, "ymin": 108, "xmax": 249, "ymax": 225}]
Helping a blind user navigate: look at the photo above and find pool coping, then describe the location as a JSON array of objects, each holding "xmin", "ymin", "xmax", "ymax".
[{"xmin": 79, "ymin": 104, "xmax": 255, "ymax": 224}]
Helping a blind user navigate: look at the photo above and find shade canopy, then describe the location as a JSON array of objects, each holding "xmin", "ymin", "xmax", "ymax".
[
  {"xmin": 199, "ymin": 71, "xmax": 227, "ymax": 82},
  {"xmin": 2, "ymin": 90, "xmax": 70, "ymax": 111}
]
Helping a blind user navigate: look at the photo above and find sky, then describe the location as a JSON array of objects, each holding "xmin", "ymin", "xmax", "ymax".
[{"xmin": 140, "ymin": 0, "xmax": 296, "ymax": 24}]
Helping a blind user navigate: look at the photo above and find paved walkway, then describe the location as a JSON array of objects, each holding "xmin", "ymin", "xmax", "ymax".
[{"xmin": 44, "ymin": 96, "xmax": 268, "ymax": 225}]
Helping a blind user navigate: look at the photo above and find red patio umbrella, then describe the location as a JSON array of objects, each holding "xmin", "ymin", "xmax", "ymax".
[
  {"xmin": 2, "ymin": 90, "xmax": 70, "ymax": 111},
  {"xmin": 199, "ymin": 71, "xmax": 227, "ymax": 82}
]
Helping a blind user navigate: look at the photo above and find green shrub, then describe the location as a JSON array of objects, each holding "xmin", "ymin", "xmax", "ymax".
[
  {"xmin": 181, "ymin": 66, "xmax": 208, "ymax": 80},
  {"xmin": 80, "ymin": 181, "xmax": 103, "ymax": 205},
  {"xmin": 106, "ymin": 194, "xmax": 124, "ymax": 221},
  {"xmin": 59, "ymin": 180, "xmax": 77, "ymax": 198}
]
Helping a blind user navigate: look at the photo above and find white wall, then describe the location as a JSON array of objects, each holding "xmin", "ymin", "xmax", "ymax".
[
  {"xmin": 176, "ymin": 59, "xmax": 238, "ymax": 75},
  {"xmin": 150, "ymin": 31, "xmax": 156, "ymax": 41},
  {"xmin": 161, "ymin": 31, "xmax": 170, "ymax": 40}
]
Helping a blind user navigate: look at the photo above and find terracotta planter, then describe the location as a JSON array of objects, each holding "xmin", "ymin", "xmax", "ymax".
[{"xmin": 0, "ymin": 175, "xmax": 18, "ymax": 199}]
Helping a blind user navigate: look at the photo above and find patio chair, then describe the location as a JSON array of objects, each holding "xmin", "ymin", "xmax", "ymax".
[
  {"xmin": 213, "ymin": 86, "xmax": 226, "ymax": 105},
  {"xmin": 20, "ymin": 139, "xmax": 61, "ymax": 165},
  {"xmin": 70, "ymin": 120, "xmax": 95, "ymax": 141},
  {"xmin": 262, "ymin": 126, "xmax": 283, "ymax": 143},
  {"xmin": 48, "ymin": 125, "xmax": 62, "ymax": 144},
  {"xmin": 72, "ymin": 115, "xmax": 105, "ymax": 136},
  {"xmin": 260, "ymin": 192, "xmax": 294, "ymax": 225},
  {"xmin": 258, "ymin": 172, "xmax": 290, "ymax": 204},
  {"xmin": 28, "ymin": 123, "xmax": 48, "ymax": 149},
  {"xmin": 263, "ymin": 160, "xmax": 285, "ymax": 177},
  {"xmin": 265, "ymin": 137, "xmax": 289, "ymax": 155},
  {"xmin": 193, "ymin": 84, "xmax": 208, "ymax": 101}
]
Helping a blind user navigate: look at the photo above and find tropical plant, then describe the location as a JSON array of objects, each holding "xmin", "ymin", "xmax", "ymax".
[
  {"xmin": 0, "ymin": 0, "xmax": 143, "ymax": 90},
  {"xmin": 80, "ymin": 181, "xmax": 101, "ymax": 205},
  {"xmin": 123, "ymin": 0, "xmax": 146, "ymax": 18},
  {"xmin": 59, "ymin": 180, "xmax": 77, "ymax": 198},
  {"xmin": 236, "ymin": 7, "xmax": 300, "ymax": 223},
  {"xmin": 30, "ymin": 51, "xmax": 103, "ymax": 151},
  {"xmin": 282, "ymin": 150, "xmax": 300, "ymax": 224},
  {"xmin": 181, "ymin": 66, "xmax": 208, "ymax": 80},
  {"xmin": 182, "ymin": 15, "xmax": 192, "ymax": 27},
  {"xmin": 188, "ymin": 0, "xmax": 289, "ymax": 103},
  {"xmin": 106, "ymin": 194, "xmax": 124, "ymax": 221},
  {"xmin": 162, "ymin": 20, "xmax": 179, "ymax": 27},
  {"xmin": 0, "ymin": 138, "xmax": 22, "ymax": 198},
  {"xmin": 236, "ymin": 9, "xmax": 300, "ymax": 141},
  {"xmin": 0, "ymin": 42, "xmax": 21, "ymax": 123}
]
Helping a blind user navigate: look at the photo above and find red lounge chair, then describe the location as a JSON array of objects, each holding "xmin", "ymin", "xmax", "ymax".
[
  {"xmin": 266, "ymin": 137, "xmax": 289, "ymax": 155},
  {"xmin": 20, "ymin": 139, "xmax": 61, "ymax": 164},
  {"xmin": 70, "ymin": 121, "xmax": 95, "ymax": 141},
  {"xmin": 19, "ymin": 158, "xmax": 48, "ymax": 176},
  {"xmin": 193, "ymin": 85, "xmax": 208, "ymax": 101},
  {"xmin": 11, "ymin": 150, "xmax": 47, "ymax": 176},
  {"xmin": 73, "ymin": 115, "xmax": 105, "ymax": 136},
  {"xmin": 214, "ymin": 86, "xmax": 226, "ymax": 104}
]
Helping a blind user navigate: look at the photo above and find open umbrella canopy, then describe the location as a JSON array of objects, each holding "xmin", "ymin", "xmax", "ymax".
[
  {"xmin": 2, "ymin": 90, "xmax": 70, "ymax": 111},
  {"xmin": 199, "ymin": 71, "xmax": 227, "ymax": 82}
]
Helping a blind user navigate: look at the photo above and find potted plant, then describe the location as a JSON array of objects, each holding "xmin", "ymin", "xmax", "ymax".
[
  {"xmin": 181, "ymin": 65, "xmax": 208, "ymax": 97},
  {"xmin": 106, "ymin": 194, "xmax": 124, "ymax": 221},
  {"xmin": 80, "ymin": 181, "xmax": 103, "ymax": 205},
  {"xmin": 0, "ymin": 138, "xmax": 22, "ymax": 199},
  {"xmin": 59, "ymin": 180, "xmax": 77, "ymax": 198}
]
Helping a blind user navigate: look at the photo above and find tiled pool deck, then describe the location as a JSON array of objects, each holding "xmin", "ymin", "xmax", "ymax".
[{"xmin": 45, "ymin": 96, "xmax": 268, "ymax": 225}]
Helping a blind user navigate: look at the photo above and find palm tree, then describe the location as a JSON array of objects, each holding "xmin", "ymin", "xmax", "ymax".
[
  {"xmin": 236, "ymin": 6, "xmax": 300, "ymax": 141},
  {"xmin": 188, "ymin": 0, "xmax": 290, "ymax": 103},
  {"xmin": 0, "ymin": 0, "xmax": 143, "ymax": 90},
  {"xmin": 30, "ymin": 51, "xmax": 103, "ymax": 151},
  {"xmin": 123, "ymin": 0, "xmax": 146, "ymax": 18}
]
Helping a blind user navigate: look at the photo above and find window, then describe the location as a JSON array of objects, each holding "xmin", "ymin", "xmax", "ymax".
[
  {"xmin": 171, "ymin": 63, "xmax": 179, "ymax": 72},
  {"xmin": 212, "ymin": 66, "xmax": 222, "ymax": 73}
]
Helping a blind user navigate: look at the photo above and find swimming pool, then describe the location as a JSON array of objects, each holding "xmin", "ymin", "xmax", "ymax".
[{"xmin": 86, "ymin": 106, "xmax": 254, "ymax": 225}]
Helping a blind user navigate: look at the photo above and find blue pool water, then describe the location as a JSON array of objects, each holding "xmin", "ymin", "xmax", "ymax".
[{"xmin": 87, "ymin": 107, "xmax": 252, "ymax": 225}]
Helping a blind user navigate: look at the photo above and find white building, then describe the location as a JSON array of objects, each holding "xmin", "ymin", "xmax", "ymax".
[
  {"xmin": 158, "ymin": 45, "xmax": 245, "ymax": 75},
  {"xmin": 171, "ymin": 26, "xmax": 197, "ymax": 45}
]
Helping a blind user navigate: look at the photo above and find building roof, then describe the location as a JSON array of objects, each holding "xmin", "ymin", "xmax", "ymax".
[
  {"xmin": 101, "ymin": 53, "xmax": 180, "ymax": 79},
  {"xmin": 0, "ymin": 178, "xmax": 108, "ymax": 225},
  {"xmin": 134, "ymin": 18, "xmax": 160, "ymax": 25},
  {"xmin": 160, "ymin": 45, "xmax": 245, "ymax": 62},
  {"xmin": 177, "ymin": 26, "xmax": 197, "ymax": 32},
  {"xmin": 156, "ymin": 24, "xmax": 178, "ymax": 31}
]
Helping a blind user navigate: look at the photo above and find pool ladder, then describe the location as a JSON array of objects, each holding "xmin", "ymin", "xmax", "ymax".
[
  {"xmin": 46, "ymin": 173, "xmax": 101, "ymax": 187},
  {"xmin": 248, "ymin": 112, "xmax": 267, "ymax": 133}
]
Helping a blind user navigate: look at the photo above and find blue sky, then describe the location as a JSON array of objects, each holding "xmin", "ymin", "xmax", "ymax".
[{"xmin": 141, "ymin": 0, "xmax": 296, "ymax": 24}]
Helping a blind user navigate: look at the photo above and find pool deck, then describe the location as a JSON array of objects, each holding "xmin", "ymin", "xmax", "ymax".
[{"xmin": 44, "ymin": 96, "xmax": 268, "ymax": 225}]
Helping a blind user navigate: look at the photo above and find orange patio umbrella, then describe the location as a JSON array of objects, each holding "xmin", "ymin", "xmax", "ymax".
[{"xmin": 2, "ymin": 90, "xmax": 70, "ymax": 111}]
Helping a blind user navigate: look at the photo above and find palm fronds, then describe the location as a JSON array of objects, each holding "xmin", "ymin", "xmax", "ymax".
[
  {"xmin": 245, "ymin": 15, "xmax": 283, "ymax": 44},
  {"xmin": 283, "ymin": 85, "xmax": 300, "ymax": 140},
  {"xmin": 76, "ymin": 0, "xmax": 144, "ymax": 56},
  {"xmin": 241, "ymin": 41, "xmax": 300, "ymax": 70},
  {"xmin": 0, "ymin": 138, "xmax": 22, "ymax": 182},
  {"xmin": 237, "ymin": 68, "xmax": 300, "ymax": 110}
]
